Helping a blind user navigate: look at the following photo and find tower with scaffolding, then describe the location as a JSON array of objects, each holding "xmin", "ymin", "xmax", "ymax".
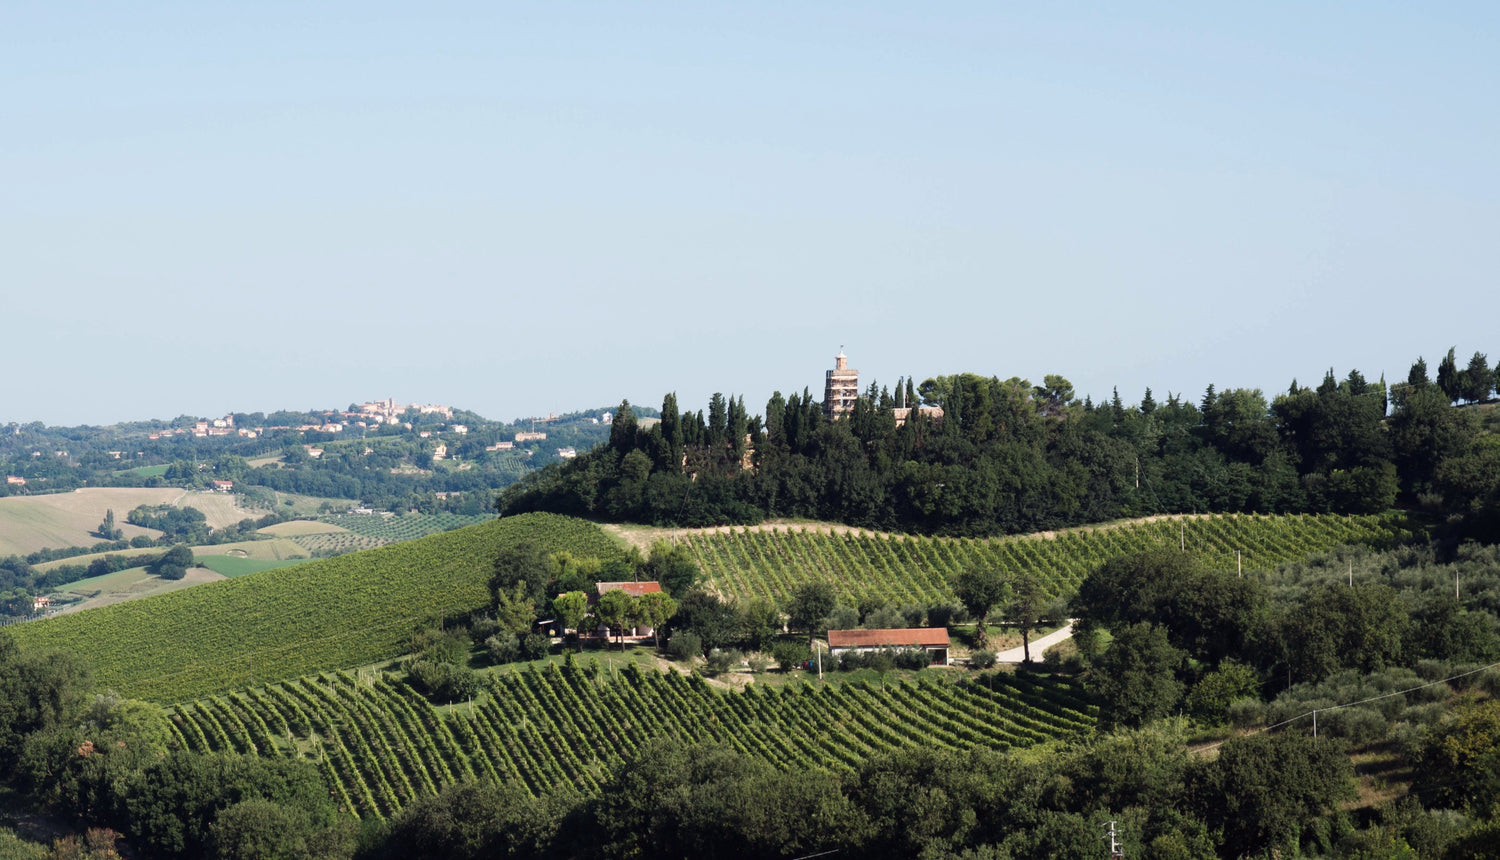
[{"xmin": 823, "ymin": 349, "xmax": 859, "ymax": 418}]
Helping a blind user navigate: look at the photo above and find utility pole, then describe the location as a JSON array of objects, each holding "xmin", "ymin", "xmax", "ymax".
[
  {"xmin": 1102, "ymin": 820, "xmax": 1124, "ymax": 858},
  {"xmin": 1237, "ymin": 550, "xmax": 1242, "ymax": 577},
  {"xmin": 1180, "ymin": 522, "xmax": 1185, "ymax": 551}
]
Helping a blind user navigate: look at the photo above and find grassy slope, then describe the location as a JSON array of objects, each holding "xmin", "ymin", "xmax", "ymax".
[
  {"xmin": 10, "ymin": 513, "xmax": 625, "ymax": 703},
  {"xmin": 0, "ymin": 488, "xmax": 271, "ymax": 556}
]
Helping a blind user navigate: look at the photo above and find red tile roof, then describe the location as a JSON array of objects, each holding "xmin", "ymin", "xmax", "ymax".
[
  {"xmin": 595, "ymin": 581, "xmax": 663, "ymax": 597},
  {"xmin": 827, "ymin": 628, "xmax": 950, "ymax": 648}
]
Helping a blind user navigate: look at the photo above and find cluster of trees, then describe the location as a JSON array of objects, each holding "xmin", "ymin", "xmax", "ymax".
[
  {"xmin": 360, "ymin": 726, "xmax": 1500, "ymax": 860},
  {"xmin": 501, "ymin": 351, "xmax": 1500, "ymax": 539},
  {"xmin": 0, "ymin": 632, "xmax": 357, "ymax": 859},
  {"xmin": 1068, "ymin": 546, "xmax": 1500, "ymax": 728}
]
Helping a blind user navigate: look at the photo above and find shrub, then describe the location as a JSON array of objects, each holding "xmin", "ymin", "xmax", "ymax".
[
  {"xmin": 1226, "ymin": 697, "xmax": 1266, "ymax": 730},
  {"xmin": 486, "ymin": 633, "xmax": 520, "ymax": 664},
  {"xmin": 468, "ymin": 614, "xmax": 500, "ymax": 644},
  {"xmin": 969, "ymin": 649, "xmax": 997, "ymax": 670},
  {"xmin": 518, "ymin": 633, "xmax": 550, "ymax": 661},
  {"xmin": 706, "ymin": 648, "xmax": 741, "ymax": 676},
  {"xmin": 668, "ymin": 632, "xmax": 702, "ymax": 662},
  {"xmin": 772, "ymin": 641, "xmax": 809, "ymax": 672},
  {"xmin": 407, "ymin": 660, "xmax": 479, "ymax": 703},
  {"xmin": 892, "ymin": 649, "xmax": 929, "ymax": 671},
  {"xmin": 746, "ymin": 654, "xmax": 770, "ymax": 674}
]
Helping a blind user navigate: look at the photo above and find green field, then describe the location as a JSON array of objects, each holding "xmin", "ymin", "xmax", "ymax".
[
  {"xmin": 10, "ymin": 514, "xmax": 626, "ymax": 703},
  {"xmin": 195, "ymin": 555, "xmax": 306, "ymax": 578},
  {"xmin": 686, "ymin": 512, "xmax": 1419, "ymax": 605},
  {"xmin": 114, "ymin": 464, "xmax": 170, "ymax": 478},
  {"xmin": 167, "ymin": 663, "xmax": 1096, "ymax": 819}
]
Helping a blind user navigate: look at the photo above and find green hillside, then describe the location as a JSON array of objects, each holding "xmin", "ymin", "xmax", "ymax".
[{"xmin": 10, "ymin": 513, "xmax": 625, "ymax": 703}]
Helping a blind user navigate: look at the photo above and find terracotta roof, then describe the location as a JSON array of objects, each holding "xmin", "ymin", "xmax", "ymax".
[
  {"xmin": 595, "ymin": 581, "xmax": 663, "ymax": 597},
  {"xmin": 827, "ymin": 628, "xmax": 950, "ymax": 648}
]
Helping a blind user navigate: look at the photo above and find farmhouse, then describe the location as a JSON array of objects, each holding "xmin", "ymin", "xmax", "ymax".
[
  {"xmin": 5, "ymin": 476, "xmax": 25, "ymax": 486},
  {"xmin": 828, "ymin": 628, "xmax": 951, "ymax": 666},
  {"xmin": 212, "ymin": 480, "xmax": 234, "ymax": 492},
  {"xmin": 593, "ymin": 581, "xmax": 664, "ymax": 639}
]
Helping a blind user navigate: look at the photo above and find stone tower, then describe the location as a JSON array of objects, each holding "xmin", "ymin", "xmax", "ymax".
[{"xmin": 824, "ymin": 350, "xmax": 859, "ymax": 417}]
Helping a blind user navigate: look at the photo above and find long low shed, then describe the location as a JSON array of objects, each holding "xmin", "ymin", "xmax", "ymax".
[{"xmin": 827, "ymin": 627, "xmax": 951, "ymax": 665}]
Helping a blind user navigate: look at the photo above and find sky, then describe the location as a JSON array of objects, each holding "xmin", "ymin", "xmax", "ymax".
[{"xmin": 5, "ymin": 2, "xmax": 1498, "ymax": 426}]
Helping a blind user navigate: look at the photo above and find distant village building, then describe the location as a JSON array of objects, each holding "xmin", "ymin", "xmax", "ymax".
[
  {"xmin": 892, "ymin": 406, "xmax": 945, "ymax": 427},
  {"xmin": 432, "ymin": 444, "xmax": 448, "ymax": 461},
  {"xmin": 824, "ymin": 350, "xmax": 859, "ymax": 417},
  {"xmin": 5, "ymin": 476, "xmax": 25, "ymax": 486},
  {"xmin": 33, "ymin": 596, "xmax": 51, "ymax": 612},
  {"xmin": 828, "ymin": 628, "xmax": 951, "ymax": 666},
  {"xmin": 514, "ymin": 431, "xmax": 547, "ymax": 443},
  {"xmin": 557, "ymin": 447, "xmax": 577, "ymax": 459},
  {"xmin": 450, "ymin": 424, "xmax": 468, "ymax": 435},
  {"xmin": 212, "ymin": 480, "xmax": 234, "ymax": 492},
  {"xmin": 486, "ymin": 441, "xmax": 515, "ymax": 451}
]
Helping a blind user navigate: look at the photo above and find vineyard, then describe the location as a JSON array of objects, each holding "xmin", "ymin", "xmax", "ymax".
[
  {"xmin": 166, "ymin": 662, "xmax": 1097, "ymax": 819},
  {"xmin": 317, "ymin": 512, "xmax": 493, "ymax": 543},
  {"xmin": 686, "ymin": 512, "xmax": 1419, "ymax": 605},
  {"xmin": 10, "ymin": 513, "xmax": 627, "ymax": 703}
]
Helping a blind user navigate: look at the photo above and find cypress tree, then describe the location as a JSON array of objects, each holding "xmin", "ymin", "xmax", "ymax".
[{"xmin": 1438, "ymin": 347, "xmax": 1461, "ymax": 403}]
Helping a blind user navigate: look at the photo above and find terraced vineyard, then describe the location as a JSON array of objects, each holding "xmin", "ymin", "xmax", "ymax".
[
  {"xmin": 687, "ymin": 512, "xmax": 1419, "ymax": 605},
  {"xmin": 167, "ymin": 663, "xmax": 1096, "ymax": 819},
  {"xmin": 10, "ymin": 513, "xmax": 627, "ymax": 703}
]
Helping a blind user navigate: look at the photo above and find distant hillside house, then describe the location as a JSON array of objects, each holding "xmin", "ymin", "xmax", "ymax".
[
  {"xmin": 33, "ymin": 596, "xmax": 50, "ymax": 611},
  {"xmin": 212, "ymin": 480, "xmax": 234, "ymax": 492},
  {"xmin": 5, "ymin": 476, "xmax": 25, "ymax": 485},
  {"xmin": 450, "ymin": 424, "xmax": 468, "ymax": 435},
  {"xmin": 514, "ymin": 431, "xmax": 547, "ymax": 442},
  {"xmin": 486, "ymin": 441, "xmax": 515, "ymax": 451},
  {"xmin": 557, "ymin": 447, "xmax": 577, "ymax": 459},
  {"xmin": 828, "ymin": 628, "xmax": 951, "ymax": 666}
]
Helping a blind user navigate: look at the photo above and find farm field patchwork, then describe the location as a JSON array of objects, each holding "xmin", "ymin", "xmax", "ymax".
[
  {"xmin": 683, "ymin": 512, "xmax": 1419, "ymax": 605},
  {"xmin": 0, "ymin": 487, "xmax": 260, "ymax": 555},
  {"xmin": 167, "ymin": 663, "xmax": 1097, "ymax": 819},
  {"xmin": 9, "ymin": 513, "xmax": 627, "ymax": 703}
]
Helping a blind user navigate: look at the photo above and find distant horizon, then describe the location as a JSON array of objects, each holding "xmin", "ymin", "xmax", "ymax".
[{"xmin": 2, "ymin": 341, "xmax": 1464, "ymax": 431}]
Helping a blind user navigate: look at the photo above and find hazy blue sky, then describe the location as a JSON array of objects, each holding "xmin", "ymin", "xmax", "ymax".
[{"xmin": 5, "ymin": 3, "xmax": 1497, "ymax": 426}]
